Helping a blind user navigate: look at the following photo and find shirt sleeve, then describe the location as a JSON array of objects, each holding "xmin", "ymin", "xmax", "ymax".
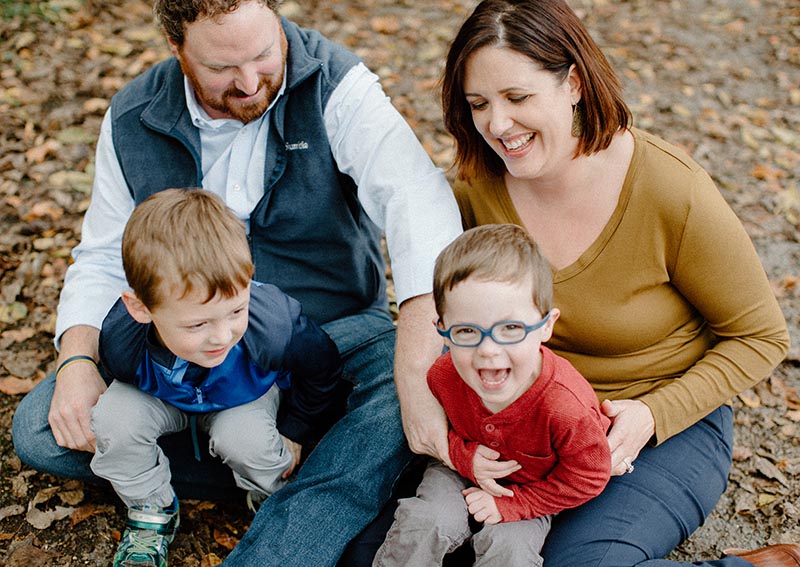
[
  {"xmin": 55, "ymin": 109, "xmax": 134, "ymax": 349},
  {"xmin": 640, "ymin": 167, "xmax": 790, "ymax": 442},
  {"xmin": 278, "ymin": 305, "xmax": 344, "ymax": 445},
  {"xmin": 447, "ymin": 429, "xmax": 480, "ymax": 483},
  {"xmin": 323, "ymin": 63, "xmax": 462, "ymax": 304}
]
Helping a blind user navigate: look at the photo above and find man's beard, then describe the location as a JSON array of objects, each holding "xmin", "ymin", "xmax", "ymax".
[{"xmin": 185, "ymin": 67, "xmax": 284, "ymax": 124}]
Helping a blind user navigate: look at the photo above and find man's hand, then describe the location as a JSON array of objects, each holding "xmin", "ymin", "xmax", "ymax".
[
  {"xmin": 462, "ymin": 487, "xmax": 502, "ymax": 525},
  {"xmin": 394, "ymin": 293, "xmax": 453, "ymax": 467},
  {"xmin": 48, "ymin": 325, "xmax": 105, "ymax": 453},
  {"xmin": 602, "ymin": 399, "xmax": 655, "ymax": 476},
  {"xmin": 49, "ymin": 360, "xmax": 106, "ymax": 453},
  {"xmin": 472, "ymin": 444, "xmax": 520, "ymax": 497},
  {"xmin": 401, "ymin": 389, "xmax": 451, "ymax": 467},
  {"xmin": 280, "ymin": 435, "xmax": 303, "ymax": 479}
]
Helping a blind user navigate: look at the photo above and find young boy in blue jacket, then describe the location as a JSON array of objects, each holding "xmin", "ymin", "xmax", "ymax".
[{"xmin": 89, "ymin": 188, "xmax": 342, "ymax": 567}]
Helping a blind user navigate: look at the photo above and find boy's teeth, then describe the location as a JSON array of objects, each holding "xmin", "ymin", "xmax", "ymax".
[{"xmin": 480, "ymin": 369, "xmax": 507, "ymax": 383}]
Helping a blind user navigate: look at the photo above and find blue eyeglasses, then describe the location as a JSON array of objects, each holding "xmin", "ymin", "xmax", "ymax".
[{"xmin": 437, "ymin": 312, "xmax": 551, "ymax": 347}]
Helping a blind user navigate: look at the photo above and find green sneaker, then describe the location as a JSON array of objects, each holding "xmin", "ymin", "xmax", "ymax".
[{"xmin": 113, "ymin": 497, "xmax": 179, "ymax": 567}]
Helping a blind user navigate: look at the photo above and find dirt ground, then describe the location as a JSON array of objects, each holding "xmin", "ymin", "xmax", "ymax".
[{"xmin": 1, "ymin": 0, "xmax": 798, "ymax": 565}]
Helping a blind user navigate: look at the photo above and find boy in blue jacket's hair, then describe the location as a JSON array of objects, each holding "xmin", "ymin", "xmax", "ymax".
[{"xmin": 90, "ymin": 188, "xmax": 342, "ymax": 567}]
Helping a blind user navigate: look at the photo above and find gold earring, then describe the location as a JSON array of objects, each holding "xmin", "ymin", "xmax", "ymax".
[{"xmin": 571, "ymin": 103, "xmax": 584, "ymax": 137}]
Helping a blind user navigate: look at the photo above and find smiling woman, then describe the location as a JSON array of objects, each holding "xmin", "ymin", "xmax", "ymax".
[{"xmin": 437, "ymin": 0, "xmax": 793, "ymax": 566}]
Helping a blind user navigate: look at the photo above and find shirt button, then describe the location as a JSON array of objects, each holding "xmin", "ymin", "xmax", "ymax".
[
  {"xmin": 485, "ymin": 423, "xmax": 495, "ymax": 432},
  {"xmin": 233, "ymin": 184, "xmax": 241, "ymax": 192},
  {"xmin": 489, "ymin": 441, "xmax": 500, "ymax": 448}
]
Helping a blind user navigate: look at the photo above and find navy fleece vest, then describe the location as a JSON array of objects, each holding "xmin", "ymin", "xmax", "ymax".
[{"xmin": 109, "ymin": 19, "xmax": 386, "ymax": 324}]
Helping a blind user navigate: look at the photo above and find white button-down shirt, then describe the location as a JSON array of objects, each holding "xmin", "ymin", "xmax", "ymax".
[{"xmin": 56, "ymin": 62, "xmax": 462, "ymax": 346}]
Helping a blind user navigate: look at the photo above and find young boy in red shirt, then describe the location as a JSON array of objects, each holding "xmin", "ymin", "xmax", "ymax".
[{"xmin": 374, "ymin": 224, "xmax": 611, "ymax": 567}]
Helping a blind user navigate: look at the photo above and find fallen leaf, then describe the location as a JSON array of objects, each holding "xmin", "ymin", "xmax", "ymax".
[
  {"xmin": 0, "ymin": 328, "xmax": 36, "ymax": 345},
  {"xmin": 4, "ymin": 537, "xmax": 54, "ymax": 567},
  {"xmin": 738, "ymin": 389, "xmax": 761, "ymax": 408},
  {"xmin": 70, "ymin": 503, "xmax": 114, "ymax": 527},
  {"xmin": 751, "ymin": 163, "xmax": 786, "ymax": 181},
  {"xmin": 0, "ymin": 376, "xmax": 43, "ymax": 396},
  {"xmin": 200, "ymin": 553, "xmax": 224, "ymax": 567},
  {"xmin": 0, "ymin": 302, "xmax": 29, "ymax": 324},
  {"xmin": 213, "ymin": 528, "xmax": 239, "ymax": 551},
  {"xmin": 25, "ymin": 139, "xmax": 61, "ymax": 164},
  {"xmin": 31, "ymin": 486, "xmax": 60, "ymax": 506},
  {"xmin": 0, "ymin": 504, "xmax": 25, "ymax": 521},
  {"xmin": 370, "ymin": 16, "xmax": 401, "ymax": 34},
  {"xmin": 757, "ymin": 493, "xmax": 777, "ymax": 507},
  {"xmin": 732, "ymin": 445, "xmax": 753, "ymax": 461},
  {"xmin": 58, "ymin": 488, "xmax": 85, "ymax": 507},
  {"xmin": 26, "ymin": 504, "xmax": 76, "ymax": 530},
  {"xmin": 22, "ymin": 200, "xmax": 64, "ymax": 222},
  {"xmin": 754, "ymin": 456, "xmax": 789, "ymax": 487}
]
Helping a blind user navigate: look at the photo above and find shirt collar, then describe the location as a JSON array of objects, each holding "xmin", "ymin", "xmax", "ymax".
[{"xmin": 184, "ymin": 66, "xmax": 288, "ymax": 129}]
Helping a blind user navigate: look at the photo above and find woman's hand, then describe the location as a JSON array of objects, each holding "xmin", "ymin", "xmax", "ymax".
[
  {"xmin": 462, "ymin": 487, "xmax": 503, "ymax": 525},
  {"xmin": 472, "ymin": 444, "xmax": 520, "ymax": 497},
  {"xmin": 601, "ymin": 399, "xmax": 655, "ymax": 476}
]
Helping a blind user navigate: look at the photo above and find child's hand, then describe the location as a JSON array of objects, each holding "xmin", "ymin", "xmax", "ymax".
[
  {"xmin": 462, "ymin": 487, "xmax": 503, "ymax": 525},
  {"xmin": 280, "ymin": 435, "xmax": 303, "ymax": 480},
  {"xmin": 472, "ymin": 444, "xmax": 520, "ymax": 497}
]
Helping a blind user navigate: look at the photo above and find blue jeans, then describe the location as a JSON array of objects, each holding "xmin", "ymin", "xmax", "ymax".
[
  {"xmin": 541, "ymin": 405, "xmax": 753, "ymax": 567},
  {"xmin": 13, "ymin": 309, "xmax": 412, "ymax": 567}
]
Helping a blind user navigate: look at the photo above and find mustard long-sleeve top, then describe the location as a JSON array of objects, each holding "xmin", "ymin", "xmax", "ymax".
[{"xmin": 454, "ymin": 128, "xmax": 790, "ymax": 444}]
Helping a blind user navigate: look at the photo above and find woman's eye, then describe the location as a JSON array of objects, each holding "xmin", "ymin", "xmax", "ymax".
[
  {"xmin": 509, "ymin": 95, "xmax": 529, "ymax": 104},
  {"xmin": 468, "ymin": 100, "xmax": 487, "ymax": 111}
]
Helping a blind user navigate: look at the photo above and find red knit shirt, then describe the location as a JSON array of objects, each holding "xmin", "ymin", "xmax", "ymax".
[{"xmin": 428, "ymin": 346, "xmax": 612, "ymax": 522}]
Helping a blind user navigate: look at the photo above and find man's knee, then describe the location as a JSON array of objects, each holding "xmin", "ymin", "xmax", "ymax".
[{"xmin": 12, "ymin": 382, "xmax": 54, "ymax": 467}]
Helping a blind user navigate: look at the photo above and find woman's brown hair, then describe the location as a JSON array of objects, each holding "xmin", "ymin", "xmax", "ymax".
[{"xmin": 442, "ymin": 0, "xmax": 631, "ymax": 180}]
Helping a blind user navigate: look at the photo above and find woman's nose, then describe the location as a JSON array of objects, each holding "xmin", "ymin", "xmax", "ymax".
[{"xmin": 488, "ymin": 105, "xmax": 513, "ymax": 137}]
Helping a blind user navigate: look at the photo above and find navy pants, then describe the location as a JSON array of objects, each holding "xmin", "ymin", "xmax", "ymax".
[{"xmin": 542, "ymin": 404, "xmax": 753, "ymax": 566}]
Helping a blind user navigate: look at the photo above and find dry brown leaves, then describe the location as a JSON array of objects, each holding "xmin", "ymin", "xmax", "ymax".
[{"xmin": 1, "ymin": 0, "xmax": 799, "ymax": 564}]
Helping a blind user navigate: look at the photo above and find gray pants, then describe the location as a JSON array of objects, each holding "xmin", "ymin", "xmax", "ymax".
[
  {"xmin": 90, "ymin": 381, "xmax": 290, "ymax": 508},
  {"xmin": 374, "ymin": 461, "xmax": 552, "ymax": 567}
]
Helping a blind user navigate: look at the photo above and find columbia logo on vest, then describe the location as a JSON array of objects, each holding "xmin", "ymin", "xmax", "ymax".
[{"xmin": 285, "ymin": 141, "xmax": 309, "ymax": 151}]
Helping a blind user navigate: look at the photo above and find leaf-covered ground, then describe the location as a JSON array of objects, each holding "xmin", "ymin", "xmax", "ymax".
[{"xmin": 1, "ymin": 0, "xmax": 798, "ymax": 564}]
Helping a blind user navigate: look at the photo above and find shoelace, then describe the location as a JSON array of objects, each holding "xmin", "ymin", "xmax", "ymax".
[{"xmin": 119, "ymin": 531, "xmax": 166, "ymax": 563}]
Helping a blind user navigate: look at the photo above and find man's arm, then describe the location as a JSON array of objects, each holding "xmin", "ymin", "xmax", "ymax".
[
  {"xmin": 50, "ymin": 111, "xmax": 135, "ymax": 452},
  {"xmin": 393, "ymin": 293, "xmax": 451, "ymax": 467},
  {"xmin": 48, "ymin": 325, "xmax": 106, "ymax": 453}
]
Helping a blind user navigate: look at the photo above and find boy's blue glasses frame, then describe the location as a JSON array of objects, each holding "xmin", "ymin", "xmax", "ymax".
[{"xmin": 436, "ymin": 311, "xmax": 551, "ymax": 347}]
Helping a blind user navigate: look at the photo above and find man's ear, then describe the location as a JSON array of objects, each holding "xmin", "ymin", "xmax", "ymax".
[
  {"xmin": 540, "ymin": 308, "xmax": 560, "ymax": 343},
  {"xmin": 165, "ymin": 30, "xmax": 180, "ymax": 58},
  {"xmin": 121, "ymin": 291, "xmax": 153, "ymax": 324}
]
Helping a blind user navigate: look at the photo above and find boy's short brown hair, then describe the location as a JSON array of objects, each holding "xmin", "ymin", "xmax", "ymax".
[
  {"xmin": 122, "ymin": 188, "xmax": 254, "ymax": 309},
  {"xmin": 433, "ymin": 224, "xmax": 553, "ymax": 318}
]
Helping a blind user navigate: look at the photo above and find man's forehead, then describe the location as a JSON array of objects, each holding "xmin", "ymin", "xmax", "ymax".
[{"xmin": 181, "ymin": 2, "xmax": 280, "ymax": 55}]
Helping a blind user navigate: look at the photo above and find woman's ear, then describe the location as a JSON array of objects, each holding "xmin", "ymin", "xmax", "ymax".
[
  {"xmin": 567, "ymin": 64, "xmax": 582, "ymax": 106},
  {"xmin": 121, "ymin": 291, "xmax": 154, "ymax": 324}
]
